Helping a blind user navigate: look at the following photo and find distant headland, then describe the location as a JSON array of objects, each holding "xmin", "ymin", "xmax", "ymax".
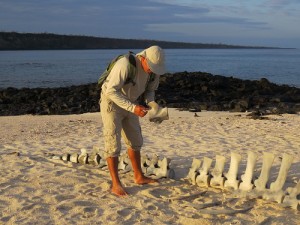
[{"xmin": 0, "ymin": 32, "xmax": 291, "ymax": 50}]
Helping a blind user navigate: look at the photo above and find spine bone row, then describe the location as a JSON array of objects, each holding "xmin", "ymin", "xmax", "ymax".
[
  {"xmin": 51, "ymin": 146, "xmax": 175, "ymax": 179},
  {"xmin": 187, "ymin": 151, "xmax": 299, "ymax": 210}
]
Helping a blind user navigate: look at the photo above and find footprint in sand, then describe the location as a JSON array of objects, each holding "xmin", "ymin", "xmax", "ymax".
[
  {"xmin": 140, "ymin": 187, "xmax": 173, "ymax": 200},
  {"xmin": 81, "ymin": 207, "xmax": 99, "ymax": 219},
  {"xmin": 54, "ymin": 194, "xmax": 77, "ymax": 203}
]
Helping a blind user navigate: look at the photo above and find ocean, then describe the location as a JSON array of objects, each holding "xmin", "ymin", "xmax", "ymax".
[{"xmin": 0, "ymin": 48, "xmax": 300, "ymax": 89}]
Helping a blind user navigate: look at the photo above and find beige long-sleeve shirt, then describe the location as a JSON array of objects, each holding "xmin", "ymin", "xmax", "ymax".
[{"xmin": 101, "ymin": 55, "xmax": 160, "ymax": 113}]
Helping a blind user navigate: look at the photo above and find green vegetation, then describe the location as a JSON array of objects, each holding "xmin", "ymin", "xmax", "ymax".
[{"xmin": 0, "ymin": 31, "xmax": 281, "ymax": 50}]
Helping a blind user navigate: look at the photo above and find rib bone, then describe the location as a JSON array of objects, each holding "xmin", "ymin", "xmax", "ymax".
[
  {"xmin": 270, "ymin": 153, "xmax": 293, "ymax": 192},
  {"xmin": 239, "ymin": 151, "xmax": 258, "ymax": 191},
  {"xmin": 224, "ymin": 152, "xmax": 242, "ymax": 190},
  {"xmin": 254, "ymin": 152, "xmax": 275, "ymax": 191},
  {"xmin": 210, "ymin": 155, "xmax": 226, "ymax": 188},
  {"xmin": 263, "ymin": 154, "xmax": 294, "ymax": 203},
  {"xmin": 196, "ymin": 157, "xmax": 213, "ymax": 187}
]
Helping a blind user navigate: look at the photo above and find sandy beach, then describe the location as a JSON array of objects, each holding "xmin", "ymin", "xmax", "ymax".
[{"xmin": 0, "ymin": 109, "xmax": 299, "ymax": 225}]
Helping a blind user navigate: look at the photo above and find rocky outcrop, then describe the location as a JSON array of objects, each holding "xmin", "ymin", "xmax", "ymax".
[
  {"xmin": 156, "ymin": 72, "xmax": 300, "ymax": 114},
  {"xmin": 0, "ymin": 72, "xmax": 299, "ymax": 116}
]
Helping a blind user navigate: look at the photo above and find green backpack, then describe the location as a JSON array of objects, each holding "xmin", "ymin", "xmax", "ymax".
[{"xmin": 98, "ymin": 51, "xmax": 137, "ymax": 88}]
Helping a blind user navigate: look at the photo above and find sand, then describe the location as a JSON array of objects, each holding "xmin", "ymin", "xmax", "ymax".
[{"xmin": 0, "ymin": 109, "xmax": 299, "ymax": 225}]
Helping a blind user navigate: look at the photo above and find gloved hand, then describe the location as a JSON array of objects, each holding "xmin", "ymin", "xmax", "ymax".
[{"xmin": 134, "ymin": 105, "xmax": 149, "ymax": 117}]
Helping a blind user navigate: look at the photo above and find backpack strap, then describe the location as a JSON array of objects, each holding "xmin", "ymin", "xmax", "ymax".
[{"xmin": 124, "ymin": 52, "xmax": 137, "ymax": 86}]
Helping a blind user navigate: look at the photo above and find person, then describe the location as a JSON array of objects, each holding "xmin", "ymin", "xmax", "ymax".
[{"xmin": 100, "ymin": 46, "xmax": 166, "ymax": 196}]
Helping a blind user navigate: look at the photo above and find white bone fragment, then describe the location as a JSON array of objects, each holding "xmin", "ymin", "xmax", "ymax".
[
  {"xmin": 224, "ymin": 152, "xmax": 242, "ymax": 190},
  {"xmin": 263, "ymin": 152, "xmax": 294, "ymax": 203},
  {"xmin": 153, "ymin": 158, "xmax": 175, "ymax": 179},
  {"xmin": 154, "ymin": 168, "xmax": 175, "ymax": 179},
  {"xmin": 141, "ymin": 154, "xmax": 148, "ymax": 165},
  {"xmin": 254, "ymin": 152, "xmax": 275, "ymax": 191},
  {"xmin": 150, "ymin": 154, "xmax": 159, "ymax": 166},
  {"xmin": 146, "ymin": 157, "xmax": 175, "ymax": 179},
  {"xmin": 210, "ymin": 155, "xmax": 226, "ymax": 188},
  {"xmin": 125, "ymin": 162, "xmax": 132, "ymax": 172},
  {"xmin": 69, "ymin": 153, "xmax": 79, "ymax": 163},
  {"xmin": 270, "ymin": 153, "xmax": 293, "ymax": 192},
  {"xmin": 148, "ymin": 102, "xmax": 169, "ymax": 123},
  {"xmin": 78, "ymin": 149, "xmax": 88, "ymax": 164},
  {"xmin": 141, "ymin": 154, "xmax": 149, "ymax": 173},
  {"xmin": 118, "ymin": 158, "xmax": 127, "ymax": 171},
  {"xmin": 62, "ymin": 154, "xmax": 70, "ymax": 161},
  {"xmin": 78, "ymin": 153, "xmax": 88, "ymax": 164},
  {"xmin": 87, "ymin": 153, "xmax": 100, "ymax": 166},
  {"xmin": 122, "ymin": 155, "xmax": 130, "ymax": 165},
  {"xmin": 239, "ymin": 151, "xmax": 258, "ymax": 191},
  {"xmin": 98, "ymin": 158, "xmax": 107, "ymax": 168},
  {"xmin": 196, "ymin": 157, "xmax": 213, "ymax": 187},
  {"xmin": 158, "ymin": 157, "xmax": 168, "ymax": 170},
  {"xmin": 282, "ymin": 180, "xmax": 300, "ymax": 210},
  {"xmin": 119, "ymin": 154, "xmax": 127, "ymax": 164},
  {"xmin": 80, "ymin": 148, "xmax": 87, "ymax": 155},
  {"xmin": 52, "ymin": 155, "xmax": 62, "ymax": 160},
  {"xmin": 158, "ymin": 157, "xmax": 171, "ymax": 168},
  {"xmin": 119, "ymin": 164, "xmax": 132, "ymax": 174},
  {"xmin": 145, "ymin": 164, "xmax": 156, "ymax": 176},
  {"xmin": 146, "ymin": 157, "xmax": 168, "ymax": 176},
  {"xmin": 187, "ymin": 158, "xmax": 202, "ymax": 185},
  {"xmin": 263, "ymin": 190, "xmax": 286, "ymax": 203}
]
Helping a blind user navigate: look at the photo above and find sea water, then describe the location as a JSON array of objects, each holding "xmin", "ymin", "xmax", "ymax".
[{"xmin": 0, "ymin": 48, "xmax": 299, "ymax": 89}]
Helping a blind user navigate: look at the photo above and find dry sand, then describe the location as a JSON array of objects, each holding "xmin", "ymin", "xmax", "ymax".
[{"xmin": 0, "ymin": 109, "xmax": 299, "ymax": 225}]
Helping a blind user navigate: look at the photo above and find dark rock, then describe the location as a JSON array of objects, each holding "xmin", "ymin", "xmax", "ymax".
[{"xmin": 0, "ymin": 71, "xmax": 299, "ymax": 116}]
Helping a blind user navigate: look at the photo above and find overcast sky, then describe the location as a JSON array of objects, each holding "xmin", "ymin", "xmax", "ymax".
[{"xmin": 1, "ymin": 0, "xmax": 300, "ymax": 48}]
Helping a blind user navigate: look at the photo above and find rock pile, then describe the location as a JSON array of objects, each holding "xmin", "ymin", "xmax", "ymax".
[
  {"xmin": 157, "ymin": 72, "xmax": 300, "ymax": 114},
  {"xmin": 0, "ymin": 72, "xmax": 299, "ymax": 116}
]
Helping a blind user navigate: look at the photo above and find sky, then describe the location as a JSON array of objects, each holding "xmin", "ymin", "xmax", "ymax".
[{"xmin": 1, "ymin": 0, "xmax": 300, "ymax": 48}]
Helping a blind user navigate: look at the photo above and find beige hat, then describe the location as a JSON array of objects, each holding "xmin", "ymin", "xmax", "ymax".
[{"xmin": 137, "ymin": 46, "xmax": 166, "ymax": 75}]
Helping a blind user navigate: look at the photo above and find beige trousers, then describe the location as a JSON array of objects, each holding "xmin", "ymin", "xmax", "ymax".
[{"xmin": 100, "ymin": 94, "xmax": 143, "ymax": 158}]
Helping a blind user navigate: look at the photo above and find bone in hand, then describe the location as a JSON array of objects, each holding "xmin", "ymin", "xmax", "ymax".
[
  {"xmin": 147, "ymin": 102, "xmax": 169, "ymax": 123},
  {"xmin": 270, "ymin": 153, "xmax": 293, "ymax": 192}
]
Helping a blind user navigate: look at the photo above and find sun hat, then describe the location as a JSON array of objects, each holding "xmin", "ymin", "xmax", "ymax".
[{"xmin": 137, "ymin": 46, "xmax": 166, "ymax": 75}]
